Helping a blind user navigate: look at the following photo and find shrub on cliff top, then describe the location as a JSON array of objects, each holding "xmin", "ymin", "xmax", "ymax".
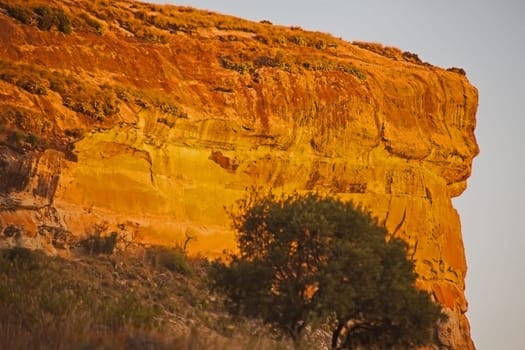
[
  {"xmin": 1, "ymin": 3, "xmax": 72, "ymax": 34},
  {"xmin": 210, "ymin": 191, "xmax": 444, "ymax": 349},
  {"xmin": 33, "ymin": 6, "xmax": 72, "ymax": 34},
  {"xmin": 4, "ymin": 5, "xmax": 33, "ymax": 25}
]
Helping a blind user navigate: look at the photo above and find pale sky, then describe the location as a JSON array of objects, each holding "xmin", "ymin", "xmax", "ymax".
[{"xmin": 147, "ymin": 1, "xmax": 525, "ymax": 349}]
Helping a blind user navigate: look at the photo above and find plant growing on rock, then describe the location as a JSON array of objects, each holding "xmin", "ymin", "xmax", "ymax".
[
  {"xmin": 33, "ymin": 6, "xmax": 72, "ymax": 34},
  {"xmin": 81, "ymin": 223, "xmax": 118, "ymax": 255},
  {"xmin": 147, "ymin": 246, "xmax": 192, "ymax": 275},
  {"xmin": 210, "ymin": 191, "xmax": 444, "ymax": 349}
]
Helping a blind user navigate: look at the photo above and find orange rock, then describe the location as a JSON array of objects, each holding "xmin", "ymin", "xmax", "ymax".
[{"xmin": 0, "ymin": 1, "xmax": 478, "ymax": 348}]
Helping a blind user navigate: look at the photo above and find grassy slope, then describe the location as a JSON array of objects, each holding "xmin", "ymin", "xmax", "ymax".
[{"xmin": 0, "ymin": 246, "xmax": 299, "ymax": 350}]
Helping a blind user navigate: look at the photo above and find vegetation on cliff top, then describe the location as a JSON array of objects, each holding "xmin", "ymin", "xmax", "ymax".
[
  {"xmin": 0, "ymin": 0, "xmax": 458, "ymax": 159},
  {"xmin": 0, "ymin": 57, "xmax": 187, "ymax": 158},
  {"xmin": 0, "ymin": 0, "xmax": 366, "ymax": 161}
]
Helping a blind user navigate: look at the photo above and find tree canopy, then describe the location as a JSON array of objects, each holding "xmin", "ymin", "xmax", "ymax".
[{"xmin": 209, "ymin": 191, "xmax": 444, "ymax": 349}]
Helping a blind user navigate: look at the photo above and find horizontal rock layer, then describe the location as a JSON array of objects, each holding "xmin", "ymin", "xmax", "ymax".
[{"xmin": 0, "ymin": 1, "xmax": 478, "ymax": 348}]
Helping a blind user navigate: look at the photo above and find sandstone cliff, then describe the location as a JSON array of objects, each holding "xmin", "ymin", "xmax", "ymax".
[{"xmin": 0, "ymin": 1, "xmax": 478, "ymax": 348}]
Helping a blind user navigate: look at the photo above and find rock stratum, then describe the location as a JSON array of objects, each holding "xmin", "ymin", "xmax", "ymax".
[{"xmin": 0, "ymin": 0, "xmax": 478, "ymax": 348}]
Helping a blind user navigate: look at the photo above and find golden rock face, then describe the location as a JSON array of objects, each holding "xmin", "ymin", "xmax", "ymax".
[{"xmin": 0, "ymin": 1, "xmax": 478, "ymax": 348}]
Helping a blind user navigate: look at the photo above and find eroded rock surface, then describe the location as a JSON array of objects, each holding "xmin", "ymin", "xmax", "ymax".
[{"xmin": 0, "ymin": 1, "xmax": 478, "ymax": 348}]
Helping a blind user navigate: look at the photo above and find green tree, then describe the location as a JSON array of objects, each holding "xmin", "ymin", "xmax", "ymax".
[{"xmin": 209, "ymin": 191, "xmax": 444, "ymax": 349}]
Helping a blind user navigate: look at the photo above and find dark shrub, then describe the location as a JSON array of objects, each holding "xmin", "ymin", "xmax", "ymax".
[
  {"xmin": 5, "ymin": 5, "xmax": 33, "ymax": 25},
  {"xmin": 82, "ymin": 231, "xmax": 118, "ymax": 255},
  {"xmin": 33, "ymin": 6, "xmax": 72, "ymax": 34},
  {"xmin": 147, "ymin": 246, "xmax": 191, "ymax": 275}
]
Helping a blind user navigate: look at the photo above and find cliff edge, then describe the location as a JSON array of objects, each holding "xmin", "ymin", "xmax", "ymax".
[{"xmin": 0, "ymin": 1, "xmax": 478, "ymax": 348}]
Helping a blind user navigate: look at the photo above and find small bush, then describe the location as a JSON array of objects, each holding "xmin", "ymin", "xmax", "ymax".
[
  {"xmin": 300, "ymin": 60, "xmax": 366, "ymax": 80},
  {"xmin": 352, "ymin": 41, "xmax": 402, "ymax": 60},
  {"xmin": 147, "ymin": 246, "xmax": 191, "ymax": 275},
  {"xmin": 17, "ymin": 77, "xmax": 47, "ymax": 95},
  {"xmin": 33, "ymin": 6, "xmax": 54, "ymax": 30},
  {"xmin": 126, "ymin": 89, "xmax": 188, "ymax": 118},
  {"xmin": 54, "ymin": 11, "xmax": 72, "ymax": 34},
  {"xmin": 447, "ymin": 67, "xmax": 466, "ymax": 76},
  {"xmin": 33, "ymin": 6, "xmax": 72, "ymax": 34},
  {"xmin": 0, "ymin": 72, "xmax": 16, "ymax": 84},
  {"xmin": 218, "ymin": 56, "xmax": 252, "ymax": 75},
  {"xmin": 24, "ymin": 133, "xmax": 39, "ymax": 147},
  {"xmin": 402, "ymin": 50, "xmax": 424, "ymax": 64},
  {"xmin": 7, "ymin": 130, "xmax": 23, "ymax": 147},
  {"xmin": 62, "ymin": 92, "xmax": 120, "ymax": 121},
  {"xmin": 79, "ymin": 12, "xmax": 104, "ymax": 35},
  {"xmin": 64, "ymin": 128, "xmax": 83, "ymax": 139},
  {"xmin": 343, "ymin": 65, "xmax": 366, "ymax": 80},
  {"xmin": 82, "ymin": 231, "xmax": 118, "ymax": 255},
  {"xmin": 315, "ymin": 40, "xmax": 326, "ymax": 50},
  {"xmin": 2, "ymin": 247, "xmax": 45, "ymax": 271},
  {"xmin": 2, "ymin": 225, "xmax": 21, "ymax": 238},
  {"xmin": 288, "ymin": 35, "xmax": 305, "ymax": 46},
  {"xmin": 218, "ymin": 34, "xmax": 238, "ymax": 42},
  {"xmin": 114, "ymin": 87, "xmax": 130, "ymax": 101},
  {"xmin": 5, "ymin": 5, "xmax": 33, "ymax": 25},
  {"xmin": 253, "ymin": 56, "xmax": 280, "ymax": 68},
  {"xmin": 48, "ymin": 78, "xmax": 66, "ymax": 93}
]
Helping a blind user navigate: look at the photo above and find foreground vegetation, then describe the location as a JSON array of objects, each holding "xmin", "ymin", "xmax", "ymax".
[
  {"xmin": 0, "ymin": 245, "xmax": 294, "ymax": 350},
  {"xmin": 0, "ymin": 191, "xmax": 446, "ymax": 349},
  {"xmin": 210, "ymin": 191, "xmax": 445, "ymax": 350}
]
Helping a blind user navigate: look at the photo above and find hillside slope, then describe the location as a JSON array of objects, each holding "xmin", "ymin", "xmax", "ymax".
[{"xmin": 0, "ymin": 1, "xmax": 478, "ymax": 348}]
